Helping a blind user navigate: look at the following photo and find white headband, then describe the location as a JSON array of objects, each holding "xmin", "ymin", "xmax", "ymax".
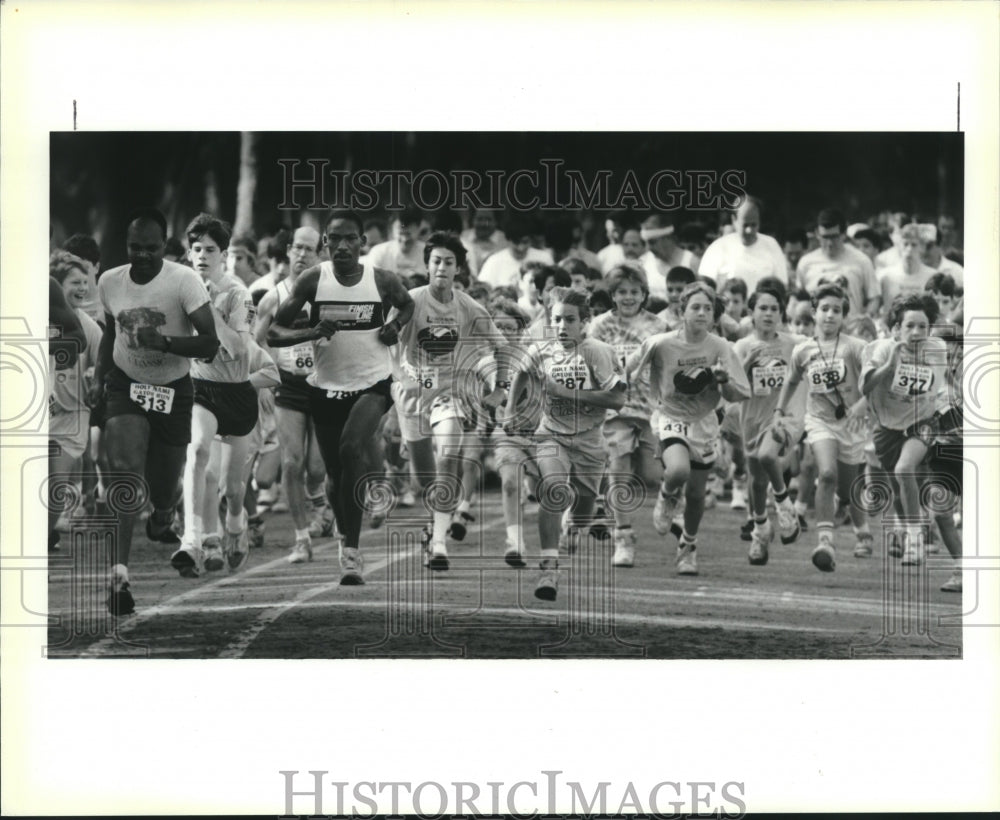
[{"xmin": 640, "ymin": 225, "xmax": 674, "ymax": 241}]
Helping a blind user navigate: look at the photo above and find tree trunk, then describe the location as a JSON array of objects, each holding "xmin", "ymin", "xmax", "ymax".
[{"xmin": 234, "ymin": 131, "xmax": 259, "ymax": 238}]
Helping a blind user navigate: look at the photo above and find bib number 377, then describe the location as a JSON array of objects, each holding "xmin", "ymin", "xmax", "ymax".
[{"xmin": 129, "ymin": 382, "xmax": 175, "ymax": 413}]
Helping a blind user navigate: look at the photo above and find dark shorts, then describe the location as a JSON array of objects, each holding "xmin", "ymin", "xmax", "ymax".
[
  {"xmin": 274, "ymin": 369, "xmax": 312, "ymax": 414},
  {"xmin": 103, "ymin": 366, "xmax": 194, "ymax": 447},
  {"xmin": 308, "ymin": 377, "xmax": 394, "ymax": 430},
  {"xmin": 193, "ymin": 379, "xmax": 258, "ymax": 437},
  {"xmin": 925, "ymin": 405, "xmax": 963, "ymax": 488},
  {"xmin": 873, "ymin": 418, "xmax": 940, "ymax": 473}
]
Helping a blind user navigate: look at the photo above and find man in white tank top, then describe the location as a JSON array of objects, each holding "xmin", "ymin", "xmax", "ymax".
[{"xmin": 269, "ymin": 210, "xmax": 414, "ymax": 584}]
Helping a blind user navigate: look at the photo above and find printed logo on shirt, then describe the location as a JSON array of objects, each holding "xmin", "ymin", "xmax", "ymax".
[{"xmin": 117, "ymin": 307, "xmax": 167, "ymax": 349}]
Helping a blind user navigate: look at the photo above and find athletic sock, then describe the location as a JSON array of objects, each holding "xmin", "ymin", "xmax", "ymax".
[
  {"xmin": 456, "ymin": 499, "xmax": 471, "ymax": 517},
  {"xmin": 774, "ymin": 489, "xmax": 789, "ymax": 504},
  {"xmin": 294, "ymin": 527, "xmax": 311, "ymax": 541},
  {"xmin": 226, "ymin": 508, "xmax": 245, "ymax": 534},
  {"xmin": 681, "ymin": 530, "xmax": 697, "ymax": 547},
  {"xmin": 506, "ymin": 524, "xmax": 523, "ymax": 548},
  {"xmin": 432, "ymin": 510, "xmax": 451, "ymax": 543}
]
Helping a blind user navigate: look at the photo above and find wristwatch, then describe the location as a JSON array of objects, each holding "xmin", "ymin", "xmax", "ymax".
[{"xmin": 163, "ymin": 335, "xmax": 173, "ymax": 353}]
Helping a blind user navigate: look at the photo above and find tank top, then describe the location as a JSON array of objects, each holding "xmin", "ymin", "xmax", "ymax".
[
  {"xmin": 273, "ymin": 277, "xmax": 315, "ymax": 376},
  {"xmin": 307, "ymin": 260, "xmax": 389, "ymax": 392}
]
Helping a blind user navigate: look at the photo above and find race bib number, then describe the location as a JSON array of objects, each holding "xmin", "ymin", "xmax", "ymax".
[
  {"xmin": 549, "ymin": 363, "xmax": 591, "ymax": 391},
  {"xmin": 807, "ymin": 359, "xmax": 845, "ymax": 394},
  {"xmin": 288, "ymin": 343, "xmax": 313, "ymax": 372},
  {"xmin": 751, "ymin": 363, "xmax": 788, "ymax": 396},
  {"xmin": 416, "ymin": 366, "xmax": 441, "ymax": 390},
  {"xmin": 129, "ymin": 382, "xmax": 175, "ymax": 414},
  {"xmin": 890, "ymin": 362, "xmax": 933, "ymax": 398},
  {"xmin": 614, "ymin": 342, "xmax": 638, "ymax": 371},
  {"xmin": 654, "ymin": 415, "xmax": 690, "ymax": 439}
]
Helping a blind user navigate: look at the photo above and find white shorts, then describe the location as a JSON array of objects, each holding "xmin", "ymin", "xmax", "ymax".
[
  {"xmin": 50, "ymin": 410, "xmax": 90, "ymax": 460},
  {"xmin": 394, "ymin": 383, "xmax": 466, "ymax": 443},
  {"xmin": 651, "ymin": 408, "xmax": 718, "ymax": 467},
  {"xmin": 603, "ymin": 416, "xmax": 659, "ymax": 463},
  {"xmin": 804, "ymin": 414, "xmax": 866, "ymax": 465}
]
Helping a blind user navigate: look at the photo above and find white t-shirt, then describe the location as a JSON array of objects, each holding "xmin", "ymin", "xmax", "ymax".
[
  {"xmin": 477, "ymin": 247, "xmax": 554, "ymax": 290},
  {"xmin": 460, "ymin": 229, "xmax": 507, "ymax": 278},
  {"xmin": 879, "ymin": 264, "xmax": 938, "ymax": 312},
  {"xmin": 698, "ymin": 232, "xmax": 789, "ymax": 291},
  {"xmin": 597, "ymin": 243, "xmax": 625, "ymax": 274},
  {"xmin": 640, "ymin": 249, "xmax": 698, "ymax": 301},
  {"xmin": 366, "ymin": 240, "xmax": 426, "ymax": 277},
  {"xmin": 797, "ymin": 245, "xmax": 880, "ymax": 317},
  {"xmin": 99, "ymin": 259, "xmax": 210, "ymax": 384},
  {"xmin": 933, "ymin": 255, "xmax": 964, "ymax": 287}
]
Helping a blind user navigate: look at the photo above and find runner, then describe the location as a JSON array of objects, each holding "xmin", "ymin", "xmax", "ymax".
[
  {"xmin": 587, "ymin": 265, "xmax": 667, "ymax": 567},
  {"xmin": 732, "ymin": 285, "xmax": 807, "ymax": 565},
  {"xmin": 394, "ymin": 231, "xmax": 507, "ymax": 570},
  {"xmin": 502, "ymin": 288, "xmax": 625, "ymax": 599},
  {"xmin": 861, "ymin": 293, "xmax": 953, "ymax": 567},
  {"xmin": 269, "ymin": 210, "xmax": 414, "ymax": 583},
  {"xmin": 254, "ymin": 226, "xmax": 331, "ymax": 562},
  {"xmin": 639, "ymin": 214, "xmax": 700, "ymax": 302},
  {"xmin": 773, "ymin": 284, "xmax": 870, "ymax": 572},
  {"xmin": 169, "ymin": 214, "xmax": 259, "ymax": 577},
  {"xmin": 627, "ymin": 282, "xmax": 751, "ymax": 576},
  {"xmin": 90, "ymin": 208, "xmax": 218, "ymax": 614}
]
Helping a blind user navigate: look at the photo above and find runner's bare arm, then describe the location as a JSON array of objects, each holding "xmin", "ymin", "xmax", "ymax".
[
  {"xmin": 861, "ymin": 341, "xmax": 901, "ymax": 396},
  {"xmin": 374, "ymin": 267, "xmax": 414, "ymax": 345},
  {"xmin": 136, "ymin": 303, "xmax": 220, "ymax": 359},
  {"xmin": 254, "ymin": 289, "xmax": 278, "ymax": 348},
  {"xmin": 88, "ymin": 312, "xmax": 117, "ymax": 406},
  {"xmin": 268, "ymin": 268, "xmax": 336, "ymax": 347}
]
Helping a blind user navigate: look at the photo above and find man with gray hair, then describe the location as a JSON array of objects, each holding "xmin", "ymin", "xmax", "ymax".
[{"xmin": 638, "ymin": 213, "xmax": 700, "ymax": 301}]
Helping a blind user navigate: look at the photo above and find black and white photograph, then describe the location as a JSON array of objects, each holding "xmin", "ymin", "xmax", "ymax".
[
  {"xmin": 44, "ymin": 129, "xmax": 968, "ymax": 660},
  {"xmin": 2, "ymin": 1, "xmax": 998, "ymax": 817}
]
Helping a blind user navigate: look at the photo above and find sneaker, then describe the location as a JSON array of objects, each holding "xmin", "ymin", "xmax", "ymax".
[
  {"xmin": 287, "ymin": 536, "xmax": 313, "ymax": 564},
  {"xmin": 308, "ymin": 503, "xmax": 336, "ymax": 538},
  {"xmin": 775, "ymin": 497, "xmax": 801, "ymax": 544},
  {"xmin": 146, "ymin": 512, "xmax": 181, "ymax": 545},
  {"xmin": 612, "ymin": 529, "xmax": 637, "ymax": 567},
  {"xmin": 653, "ymin": 491, "xmax": 679, "ymax": 535},
  {"xmin": 559, "ymin": 528, "xmax": 582, "ymax": 555},
  {"xmin": 939, "ymin": 569, "xmax": 962, "ymax": 593},
  {"xmin": 730, "ymin": 480, "xmax": 748, "ymax": 511},
  {"xmin": 202, "ymin": 535, "xmax": 225, "ymax": 572},
  {"xmin": 399, "ymin": 490, "xmax": 417, "ymax": 507},
  {"xmin": 106, "ymin": 564, "xmax": 135, "ymax": 616},
  {"xmin": 676, "ymin": 540, "xmax": 698, "ymax": 575},
  {"xmin": 225, "ymin": 527, "xmax": 251, "ymax": 572},
  {"xmin": 811, "ymin": 535, "xmax": 836, "ymax": 572},
  {"xmin": 534, "ymin": 561, "xmax": 559, "ymax": 601},
  {"xmin": 901, "ymin": 545, "xmax": 924, "ymax": 566},
  {"xmin": 170, "ymin": 542, "xmax": 203, "ymax": 578},
  {"xmin": 748, "ymin": 521, "xmax": 772, "ymax": 566},
  {"xmin": 504, "ymin": 541, "xmax": 527, "ymax": 568},
  {"xmin": 247, "ymin": 516, "xmax": 265, "ymax": 551},
  {"xmin": 798, "ymin": 513, "xmax": 809, "ymax": 532},
  {"xmin": 886, "ymin": 527, "xmax": 904, "ymax": 558},
  {"xmin": 589, "ymin": 503, "xmax": 610, "ymax": 540},
  {"xmin": 49, "ymin": 530, "xmax": 61, "ymax": 553},
  {"xmin": 853, "ymin": 532, "xmax": 874, "ymax": 559},
  {"xmin": 339, "ymin": 545, "xmax": 365, "ymax": 585},
  {"xmin": 739, "ymin": 519, "xmax": 754, "ymax": 542},
  {"xmin": 448, "ymin": 510, "xmax": 475, "ymax": 541},
  {"xmin": 427, "ymin": 540, "xmax": 449, "ymax": 571}
]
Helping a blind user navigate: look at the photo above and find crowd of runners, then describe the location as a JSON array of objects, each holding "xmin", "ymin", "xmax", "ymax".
[{"xmin": 46, "ymin": 198, "xmax": 966, "ymax": 614}]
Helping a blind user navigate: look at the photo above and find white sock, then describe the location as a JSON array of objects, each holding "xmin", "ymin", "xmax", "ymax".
[
  {"xmin": 432, "ymin": 510, "xmax": 452, "ymax": 543},
  {"xmin": 188, "ymin": 514, "xmax": 203, "ymax": 547},
  {"xmin": 457, "ymin": 499, "xmax": 471, "ymax": 516},
  {"xmin": 506, "ymin": 524, "xmax": 523, "ymax": 548},
  {"xmin": 294, "ymin": 527, "xmax": 311, "ymax": 541},
  {"xmin": 226, "ymin": 508, "xmax": 246, "ymax": 534},
  {"xmin": 541, "ymin": 547, "xmax": 559, "ymax": 562}
]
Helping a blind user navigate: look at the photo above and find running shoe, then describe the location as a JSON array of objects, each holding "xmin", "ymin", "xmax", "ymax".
[
  {"xmin": 427, "ymin": 540, "xmax": 449, "ymax": 571},
  {"xmin": 308, "ymin": 503, "xmax": 336, "ymax": 538},
  {"xmin": 748, "ymin": 521, "xmax": 772, "ymax": 566},
  {"xmin": 676, "ymin": 541, "xmax": 698, "ymax": 575},
  {"xmin": 730, "ymin": 479, "xmax": 748, "ymax": 511},
  {"xmin": 287, "ymin": 536, "xmax": 313, "ymax": 564},
  {"xmin": 106, "ymin": 563, "xmax": 135, "ymax": 616},
  {"xmin": 653, "ymin": 491, "xmax": 679, "ymax": 535},
  {"xmin": 739, "ymin": 519, "xmax": 754, "ymax": 542},
  {"xmin": 775, "ymin": 497, "xmax": 801, "ymax": 544},
  {"xmin": 202, "ymin": 535, "xmax": 224, "ymax": 572},
  {"xmin": 612, "ymin": 529, "xmax": 637, "ymax": 568},
  {"xmin": 225, "ymin": 526, "xmax": 251, "ymax": 572},
  {"xmin": 939, "ymin": 569, "xmax": 962, "ymax": 593},
  {"xmin": 146, "ymin": 512, "xmax": 181, "ymax": 545},
  {"xmin": 170, "ymin": 542, "xmax": 204, "ymax": 578},
  {"xmin": 339, "ymin": 545, "xmax": 365, "ymax": 585},
  {"xmin": 504, "ymin": 541, "xmax": 527, "ymax": 568},
  {"xmin": 853, "ymin": 532, "xmax": 874, "ymax": 559},
  {"xmin": 448, "ymin": 510, "xmax": 475, "ymax": 541},
  {"xmin": 811, "ymin": 534, "xmax": 836, "ymax": 572},
  {"xmin": 534, "ymin": 560, "xmax": 559, "ymax": 601},
  {"xmin": 247, "ymin": 516, "xmax": 265, "ymax": 551}
]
